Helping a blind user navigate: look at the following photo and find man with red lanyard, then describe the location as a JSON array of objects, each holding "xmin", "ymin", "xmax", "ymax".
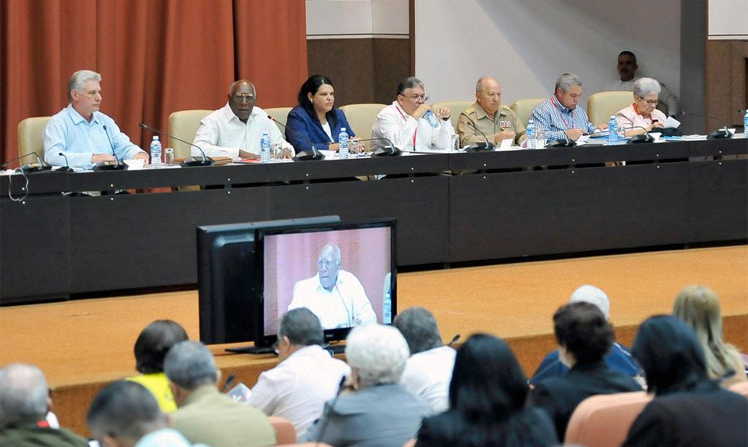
[
  {"xmin": 530, "ymin": 72, "xmax": 597, "ymax": 143},
  {"xmin": 371, "ymin": 77, "xmax": 455, "ymax": 151}
]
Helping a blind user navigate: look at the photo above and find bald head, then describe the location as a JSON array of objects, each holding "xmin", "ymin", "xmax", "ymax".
[
  {"xmin": 228, "ymin": 80, "xmax": 256, "ymax": 122},
  {"xmin": 0, "ymin": 363, "xmax": 49, "ymax": 427},
  {"xmin": 475, "ymin": 76, "xmax": 502, "ymax": 116}
]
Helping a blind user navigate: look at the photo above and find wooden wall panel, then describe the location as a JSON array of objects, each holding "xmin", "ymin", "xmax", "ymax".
[{"xmin": 705, "ymin": 40, "xmax": 748, "ymax": 130}]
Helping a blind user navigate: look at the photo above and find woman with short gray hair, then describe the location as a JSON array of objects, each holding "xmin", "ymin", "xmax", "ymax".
[
  {"xmin": 615, "ymin": 77, "xmax": 667, "ymax": 137},
  {"xmin": 301, "ymin": 324, "xmax": 430, "ymax": 446}
]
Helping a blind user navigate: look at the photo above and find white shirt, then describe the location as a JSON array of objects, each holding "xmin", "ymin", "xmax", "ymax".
[
  {"xmin": 288, "ymin": 270, "xmax": 377, "ymax": 329},
  {"xmin": 248, "ymin": 345, "xmax": 350, "ymax": 437},
  {"xmin": 192, "ymin": 104, "xmax": 293, "ymax": 160},
  {"xmin": 399, "ymin": 346, "xmax": 456, "ymax": 415},
  {"xmin": 604, "ymin": 76, "xmax": 680, "ymax": 117},
  {"xmin": 321, "ymin": 121, "xmax": 333, "ymax": 141},
  {"xmin": 371, "ymin": 101, "xmax": 455, "ymax": 151}
]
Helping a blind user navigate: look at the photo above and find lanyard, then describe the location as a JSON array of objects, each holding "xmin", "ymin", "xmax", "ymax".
[{"xmin": 395, "ymin": 103, "xmax": 417, "ymax": 148}]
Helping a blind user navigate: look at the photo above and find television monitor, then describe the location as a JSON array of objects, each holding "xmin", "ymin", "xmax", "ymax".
[
  {"xmin": 255, "ymin": 218, "xmax": 397, "ymax": 351},
  {"xmin": 196, "ymin": 215, "xmax": 340, "ymax": 345}
]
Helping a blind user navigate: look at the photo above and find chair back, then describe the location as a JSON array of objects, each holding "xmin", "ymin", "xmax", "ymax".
[
  {"xmin": 339, "ymin": 103, "xmax": 387, "ymax": 140},
  {"xmin": 432, "ymin": 100, "xmax": 472, "ymax": 129},
  {"xmin": 587, "ymin": 91, "xmax": 634, "ymax": 127},
  {"xmin": 168, "ymin": 110, "xmax": 213, "ymax": 159},
  {"xmin": 564, "ymin": 391, "xmax": 651, "ymax": 447},
  {"xmin": 269, "ymin": 416, "xmax": 296, "ymax": 445},
  {"xmin": 17, "ymin": 116, "xmax": 51, "ymax": 163},
  {"xmin": 265, "ymin": 107, "xmax": 292, "ymax": 135},
  {"xmin": 509, "ymin": 98, "xmax": 544, "ymax": 129}
]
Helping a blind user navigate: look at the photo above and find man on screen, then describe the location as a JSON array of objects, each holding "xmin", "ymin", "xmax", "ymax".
[{"xmin": 288, "ymin": 244, "xmax": 377, "ymax": 329}]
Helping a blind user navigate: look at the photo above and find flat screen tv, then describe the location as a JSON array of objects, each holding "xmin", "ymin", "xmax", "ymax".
[
  {"xmin": 196, "ymin": 215, "xmax": 341, "ymax": 345},
  {"xmin": 254, "ymin": 218, "xmax": 397, "ymax": 351}
]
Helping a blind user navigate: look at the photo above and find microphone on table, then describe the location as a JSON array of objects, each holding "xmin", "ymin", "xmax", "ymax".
[
  {"xmin": 57, "ymin": 152, "xmax": 74, "ymax": 172},
  {"xmin": 139, "ymin": 122, "xmax": 213, "ymax": 167},
  {"xmin": 93, "ymin": 125, "xmax": 127, "ymax": 171},
  {"xmin": 447, "ymin": 334, "xmax": 461, "ymax": 347},
  {"xmin": 621, "ymin": 125, "xmax": 656, "ymax": 144},
  {"xmin": 267, "ymin": 116, "xmax": 325, "ymax": 161},
  {"xmin": 21, "ymin": 152, "xmax": 53, "ymax": 173},
  {"xmin": 458, "ymin": 113, "xmax": 495, "ymax": 152},
  {"xmin": 354, "ymin": 137, "xmax": 401, "ymax": 157}
]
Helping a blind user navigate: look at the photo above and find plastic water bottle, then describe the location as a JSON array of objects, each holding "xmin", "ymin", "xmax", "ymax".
[
  {"xmin": 526, "ymin": 119, "xmax": 536, "ymax": 149},
  {"xmin": 150, "ymin": 136, "xmax": 161, "ymax": 165},
  {"xmin": 338, "ymin": 128, "xmax": 349, "ymax": 159},
  {"xmin": 743, "ymin": 109, "xmax": 748, "ymax": 137},
  {"xmin": 260, "ymin": 132, "xmax": 270, "ymax": 162},
  {"xmin": 423, "ymin": 110, "xmax": 439, "ymax": 128},
  {"xmin": 608, "ymin": 115, "xmax": 618, "ymax": 145}
]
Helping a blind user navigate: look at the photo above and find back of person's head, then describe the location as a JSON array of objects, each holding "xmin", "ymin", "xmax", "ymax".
[
  {"xmin": 553, "ymin": 302, "xmax": 613, "ymax": 365},
  {"xmin": 569, "ymin": 284, "xmax": 610, "ymax": 319},
  {"xmin": 279, "ymin": 308, "xmax": 324, "ymax": 346},
  {"xmin": 345, "ymin": 324, "xmax": 409, "ymax": 387},
  {"xmin": 632, "ymin": 315, "xmax": 709, "ymax": 395},
  {"xmin": 163, "ymin": 341, "xmax": 218, "ymax": 391},
  {"xmin": 673, "ymin": 285, "xmax": 738, "ymax": 379},
  {"xmin": 449, "ymin": 334, "xmax": 528, "ymax": 424},
  {"xmin": 134, "ymin": 320, "xmax": 189, "ymax": 374},
  {"xmin": 87, "ymin": 380, "xmax": 165, "ymax": 443},
  {"xmin": 0, "ymin": 363, "xmax": 49, "ymax": 428},
  {"xmin": 393, "ymin": 306, "xmax": 443, "ymax": 355}
]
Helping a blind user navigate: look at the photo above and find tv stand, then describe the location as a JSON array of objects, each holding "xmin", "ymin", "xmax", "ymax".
[{"xmin": 225, "ymin": 345, "xmax": 276, "ymax": 355}]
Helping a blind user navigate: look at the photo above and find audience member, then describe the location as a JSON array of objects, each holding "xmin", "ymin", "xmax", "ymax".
[
  {"xmin": 164, "ymin": 341, "xmax": 275, "ymax": 447},
  {"xmin": 606, "ymin": 50, "xmax": 680, "ymax": 117},
  {"xmin": 530, "ymin": 285, "xmax": 640, "ymax": 384},
  {"xmin": 457, "ymin": 76, "xmax": 526, "ymax": 147},
  {"xmin": 531, "ymin": 302, "xmax": 641, "ymax": 439},
  {"xmin": 248, "ymin": 308, "xmax": 350, "ymax": 436},
  {"xmin": 394, "ymin": 307, "xmax": 456, "ymax": 414},
  {"xmin": 286, "ymin": 74, "xmax": 356, "ymax": 153},
  {"xmin": 673, "ymin": 285, "xmax": 747, "ymax": 386},
  {"xmin": 301, "ymin": 324, "xmax": 429, "ymax": 446},
  {"xmin": 193, "ymin": 79, "xmax": 293, "ymax": 161},
  {"xmin": 0, "ymin": 363, "xmax": 88, "ymax": 447},
  {"xmin": 127, "ymin": 320, "xmax": 189, "ymax": 413},
  {"xmin": 415, "ymin": 333, "xmax": 557, "ymax": 447},
  {"xmin": 371, "ymin": 77, "xmax": 455, "ymax": 151},
  {"xmin": 44, "ymin": 70, "xmax": 148, "ymax": 169},
  {"xmin": 530, "ymin": 72, "xmax": 596, "ymax": 142},
  {"xmin": 615, "ymin": 77, "xmax": 667, "ymax": 137},
  {"xmin": 87, "ymin": 380, "xmax": 198, "ymax": 447},
  {"xmin": 622, "ymin": 315, "xmax": 748, "ymax": 447}
]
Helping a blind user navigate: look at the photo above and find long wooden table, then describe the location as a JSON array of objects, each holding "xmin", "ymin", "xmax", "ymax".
[{"xmin": 1, "ymin": 138, "xmax": 746, "ymax": 304}]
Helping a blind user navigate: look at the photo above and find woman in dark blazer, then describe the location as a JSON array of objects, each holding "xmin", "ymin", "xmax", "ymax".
[{"xmin": 286, "ymin": 74, "xmax": 355, "ymax": 153}]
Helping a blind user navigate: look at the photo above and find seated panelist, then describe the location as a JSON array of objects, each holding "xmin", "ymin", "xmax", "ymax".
[
  {"xmin": 44, "ymin": 70, "xmax": 148, "ymax": 169},
  {"xmin": 615, "ymin": 77, "xmax": 666, "ymax": 137},
  {"xmin": 193, "ymin": 79, "xmax": 293, "ymax": 161},
  {"xmin": 530, "ymin": 72, "xmax": 596, "ymax": 142},
  {"xmin": 371, "ymin": 77, "xmax": 455, "ymax": 151},
  {"xmin": 457, "ymin": 76, "xmax": 526, "ymax": 147},
  {"xmin": 286, "ymin": 75, "xmax": 356, "ymax": 153}
]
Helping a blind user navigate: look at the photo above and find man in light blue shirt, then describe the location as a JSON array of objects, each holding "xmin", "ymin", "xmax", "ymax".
[
  {"xmin": 530, "ymin": 72, "xmax": 596, "ymax": 143},
  {"xmin": 44, "ymin": 70, "xmax": 147, "ymax": 169}
]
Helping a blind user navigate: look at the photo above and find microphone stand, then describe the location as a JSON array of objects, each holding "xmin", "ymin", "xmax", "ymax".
[
  {"xmin": 139, "ymin": 123, "xmax": 214, "ymax": 167},
  {"xmin": 94, "ymin": 125, "xmax": 127, "ymax": 171},
  {"xmin": 458, "ymin": 113, "xmax": 495, "ymax": 151}
]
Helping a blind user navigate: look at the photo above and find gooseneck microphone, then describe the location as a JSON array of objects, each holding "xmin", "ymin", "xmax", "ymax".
[
  {"xmin": 458, "ymin": 112, "xmax": 495, "ymax": 151},
  {"xmin": 355, "ymin": 137, "xmax": 401, "ymax": 157},
  {"xmin": 57, "ymin": 152, "xmax": 74, "ymax": 172},
  {"xmin": 94, "ymin": 125, "xmax": 126, "ymax": 171},
  {"xmin": 139, "ymin": 123, "xmax": 213, "ymax": 167},
  {"xmin": 267, "ymin": 116, "xmax": 325, "ymax": 161}
]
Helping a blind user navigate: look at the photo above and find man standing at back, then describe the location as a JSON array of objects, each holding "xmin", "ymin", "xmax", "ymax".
[
  {"xmin": 164, "ymin": 341, "xmax": 276, "ymax": 447},
  {"xmin": 249, "ymin": 308, "xmax": 350, "ymax": 437},
  {"xmin": 606, "ymin": 50, "xmax": 680, "ymax": 117},
  {"xmin": 530, "ymin": 72, "xmax": 596, "ymax": 142}
]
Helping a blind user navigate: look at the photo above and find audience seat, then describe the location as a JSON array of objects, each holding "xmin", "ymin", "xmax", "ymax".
[
  {"xmin": 339, "ymin": 103, "xmax": 387, "ymax": 140},
  {"xmin": 564, "ymin": 391, "xmax": 651, "ymax": 447},
  {"xmin": 168, "ymin": 110, "xmax": 212, "ymax": 160},
  {"xmin": 587, "ymin": 91, "xmax": 633, "ymax": 127},
  {"xmin": 265, "ymin": 107, "xmax": 292, "ymax": 135},
  {"xmin": 509, "ymin": 98, "xmax": 544, "ymax": 129},
  {"xmin": 432, "ymin": 100, "xmax": 472, "ymax": 129},
  {"xmin": 269, "ymin": 416, "xmax": 296, "ymax": 445},
  {"xmin": 730, "ymin": 380, "xmax": 748, "ymax": 397},
  {"xmin": 17, "ymin": 116, "xmax": 51, "ymax": 164}
]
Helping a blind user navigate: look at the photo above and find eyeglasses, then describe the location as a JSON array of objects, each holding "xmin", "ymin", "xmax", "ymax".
[
  {"xmin": 636, "ymin": 97, "xmax": 658, "ymax": 105},
  {"xmin": 401, "ymin": 94, "xmax": 429, "ymax": 102}
]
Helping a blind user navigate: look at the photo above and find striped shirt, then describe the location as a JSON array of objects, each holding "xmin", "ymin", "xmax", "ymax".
[{"xmin": 530, "ymin": 95, "xmax": 595, "ymax": 141}]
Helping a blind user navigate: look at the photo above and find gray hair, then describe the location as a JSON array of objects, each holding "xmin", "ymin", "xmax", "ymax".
[
  {"xmin": 569, "ymin": 285, "xmax": 610, "ymax": 319},
  {"xmin": 475, "ymin": 76, "xmax": 499, "ymax": 93},
  {"xmin": 319, "ymin": 243, "xmax": 342, "ymax": 264},
  {"xmin": 345, "ymin": 324, "xmax": 410, "ymax": 387},
  {"xmin": 393, "ymin": 307, "xmax": 443, "ymax": 354},
  {"xmin": 397, "ymin": 76, "xmax": 425, "ymax": 96},
  {"xmin": 554, "ymin": 72, "xmax": 583, "ymax": 92},
  {"xmin": 87, "ymin": 381, "xmax": 165, "ymax": 441},
  {"xmin": 68, "ymin": 70, "xmax": 101, "ymax": 100},
  {"xmin": 279, "ymin": 308, "xmax": 324, "ymax": 346},
  {"xmin": 0, "ymin": 364, "xmax": 49, "ymax": 428},
  {"xmin": 164, "ymin": 341, "xmax": 218, "ymax": 390},
  {"xmin": 633, "ymin": 77, "xmax": 661, "ymax": 98}
]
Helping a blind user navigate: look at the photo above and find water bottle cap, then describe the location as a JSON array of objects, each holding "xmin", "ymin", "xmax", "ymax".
[
  {"xmin": 341, "ymin": 128, "xmax": 346, "ymax": 131},
  {"xmin": 153, "ymin": 136, "xmax": 159, "ymax": 140}
]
